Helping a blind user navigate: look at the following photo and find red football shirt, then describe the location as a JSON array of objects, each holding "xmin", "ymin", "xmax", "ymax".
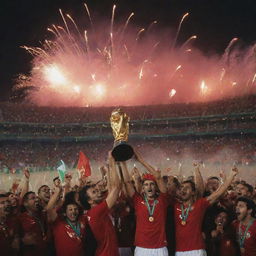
[
  {"xmin": 174, "ymin": 197, "xmax": 210, "ymax": 252},
  {"xmin": 52, "ymin": 215, "xmax": 87, "ymax": 256},
  {"xmin": 0, "ymin": 216, "xmax": 19, "ymax": 256},
  {"xmin": 233, "ymin": 219, "xmax": 256, "ymax": 256},
  {"xmin": 133, "ymin": 192, "xmax": 169, "ymax": 248},
  {"xmin": 87, "ymin": 200, "xmax": 119, "ymax": 256},
  {"xmin": 19, "ymin": 211, "xmax": 48, "ymax": 256}
]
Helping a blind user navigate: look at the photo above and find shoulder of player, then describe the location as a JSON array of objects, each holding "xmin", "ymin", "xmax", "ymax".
[
  {"xmin": 87, "ymin": 200, "xmax": 109, "ymax": 216},
  {"xmin": 194, "ymin": 197, "xmax": 210, "ymax": 207},
  {"xmin": 251, "ymin": 219, "xmax": 256, "ymax": 231}
]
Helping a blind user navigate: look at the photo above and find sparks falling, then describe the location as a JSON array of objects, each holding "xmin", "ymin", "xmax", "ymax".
[{"xmin": 16, "ymin": 3, "xmax": 256, "ymax": 107}]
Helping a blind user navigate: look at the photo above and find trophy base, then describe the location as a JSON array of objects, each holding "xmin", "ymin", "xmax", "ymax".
[{"xmin": 112, "ymin": 141, "xmax": 134, "ymax": 161}]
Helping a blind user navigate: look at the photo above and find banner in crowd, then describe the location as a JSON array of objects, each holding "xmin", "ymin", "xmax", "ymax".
[
  {"xmin": 77, "ymin": 151, "xmax": 91, "ymax": 178},
  {"xmin": 57, "ymin": 160, "xmax": 67, "ymax": 183}
]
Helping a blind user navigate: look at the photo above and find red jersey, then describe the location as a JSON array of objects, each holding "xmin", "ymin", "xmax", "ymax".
[
  {"xmin": 233, "ymin": 219, "xmax": 256, "ymax": 256},
  {"xmin": 133, "ymin": 192, "xmax": 169, "ymax": 248},
  {"xmin": 174, "ymin": 197, "xmax": 210, "ymax": 252},
  {"xmin": 112, "ymin": 199, "xmax": 135, "ymax": 247},
  {"xmin": 52, "ymin": 215, "xmax": 87, "ymax": 256},
  {"xmin": 0, "ymin": 216, "xmax": 19, "ymax": 256},
  {"xmin": 19, "ymin": 211, "xmax": 48, "ymax": 256},
  {"xmin": 87, "ymin": 200, "xmax": 119, "ymax": 256}
]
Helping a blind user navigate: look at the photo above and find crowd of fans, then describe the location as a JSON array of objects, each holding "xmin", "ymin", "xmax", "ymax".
[
  {"xmin": 1, "ymin": 114, "xmax": 255, "ymax": 138},
  {"xmin": 0, "ymin": 95, "xmax": 255, "ymax": 123},
  {"xmin": 0, "ymin": 136, "xmax": 255, "ymax": 173}
]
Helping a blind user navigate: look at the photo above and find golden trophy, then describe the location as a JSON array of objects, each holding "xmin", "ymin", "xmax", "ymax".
[{"xmin": 110, "ymin": 108, "xmax": 134, "ymax": 161}]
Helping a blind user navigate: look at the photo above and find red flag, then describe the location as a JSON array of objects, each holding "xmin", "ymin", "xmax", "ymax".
[{"xmin": 77, "ymin": 151, "xmax": 91, "ymax": 178}]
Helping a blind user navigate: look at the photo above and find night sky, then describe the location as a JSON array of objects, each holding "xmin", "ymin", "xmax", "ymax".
[{"xmin": 0, "ymin": 0, "xmax": 256, "ymax": 101}]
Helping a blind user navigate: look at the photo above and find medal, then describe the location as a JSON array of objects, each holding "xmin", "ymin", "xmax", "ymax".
[
  {"xmin": 149, "ymin": 216, "xmax": 154, "ymax": 222},
  {"xmin": 181, "ymin": 220, "xmax": 186, "ymax": 226},
  {"xmin": 144, "ymin": 195, "xmax": 158, "ymax": 224},
  {"xmin": 238, "ymin": 218, "xmax": 255, "ymax": 252},
  {"xmin": 180, "ymin": 203, "xmax": 191, "ymax": 227},
  {"xmin": 66, "ymin": 219, "xmax": 81, "ymax": 238}
]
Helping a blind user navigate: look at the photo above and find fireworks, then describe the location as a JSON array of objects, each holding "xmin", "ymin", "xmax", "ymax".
[
  {"xmin": 200, "ymin": 81, "xmax": 208, "ymax": 95},
  {"xmin": 43, "ymin": 65, "xmax": 67, "ymax": 86},
  {"xmin": 16, "ymin": 3, "xmax": 256, "ymax": 107},
  {"xmin": 169, "ymin": 89, "xmax": 176, "ymax": 98}
]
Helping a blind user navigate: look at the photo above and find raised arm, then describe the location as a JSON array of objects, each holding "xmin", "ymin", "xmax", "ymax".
[
  {"xmin": 120, "ymin": 161, "xmax": 135, "ymax": 197},
  {"xmin": 193, "ymin": 163, "xmax": 205, "ymax": 198},
  {"xmin": 134, "ymin": 150, "xmax": 167, "ymax": 193},
  {"xmin": 105, "ymin": 164, "xmax": 112, "ymax": 192},
  {"xmin": 132, "ymin": 166, "xmax": 142, "ymax": 194},
  {"xmin": 207, "ymin": 167, "xmax": 238, "ymax": 205},
  {"xmin": 46, "ymin": 186, "xmax": 62, "ymax": 222},
  {"xmin": 19, "ymin": 168, "xmax": 30, "ymax": 201},
  {"xmin": 106, "ymin": 153, "xmax": 121, "ymax": 209}
]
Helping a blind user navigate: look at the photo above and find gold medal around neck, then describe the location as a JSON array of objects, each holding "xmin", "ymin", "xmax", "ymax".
[
  {"xmin": 181, "ymin": 220, "xmax": 186, "ymax": 226},
  {"xmin": 149, "ymin": 216, "xmax": 154, "ymax": 222}
]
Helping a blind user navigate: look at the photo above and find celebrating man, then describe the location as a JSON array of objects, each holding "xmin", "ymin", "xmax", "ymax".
[
  {"xmin": 174, "ymin": 167, "xmax": 238, "ymax": 256},
  {"xmin": 122, "ymin": 150, "xmax": 169, "ymax": 256},
  {"xmin": 47, "ymin": 186, "xmax": 88, "ymax": 256},
  {"xmin": 19, "ymin": 191, "xmax": 48, "ymax": 256},
  {"xmin": 79, "ymin": 153, "xmax": 121, "ymax": 256},
  {"xmin": 234, "ymin": 197, "xmax": 256, "ymax": 256},
  {"xmin": 0, "ymin": 193, "xmax": 19, "ymax": 255}
]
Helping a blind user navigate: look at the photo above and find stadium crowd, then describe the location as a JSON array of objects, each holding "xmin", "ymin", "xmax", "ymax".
[
  {"xmin": 0, "ymin": 136, "xmax": 256, "ymax": 172},
  {"xmin": 0, "ymin": 95, "xmax": 255, "ymax": 123}
]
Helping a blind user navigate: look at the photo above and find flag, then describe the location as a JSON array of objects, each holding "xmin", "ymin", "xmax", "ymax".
[
  {"xmin": 57, "ymin": 160, "xmax": 67, "ymax": 183},
  {"xmin": 77, "ymin": 151, "xmax": 91, "ymax": 178}
]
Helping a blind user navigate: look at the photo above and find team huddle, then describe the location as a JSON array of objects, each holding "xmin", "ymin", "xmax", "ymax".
[{"xmin": 0, "ymin": 150, "xmax": 256, "ymax": 256}]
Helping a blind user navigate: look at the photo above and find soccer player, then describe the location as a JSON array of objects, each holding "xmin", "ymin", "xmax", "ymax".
[
  {"xmin": 38, "ymin": 185, "xmax": 51, "ymax": 209},
  {"xmin": 234, "ymin": 197, "xmax": 256, "ymax": 256},
  {"xmin": 79, "ymin": 153, "xmax": 121, "ymax": 256},
  {"xmin": 174, "ymin": 166, "xmax": 238, "ymax": 256},
  {"xmin": 122, "ymin": 150, "xmax": 169, "ymax": 256},
  {"xmin": 19, "ymin": 191, "xmax": 48, "ymax": 256},
  {"xmin": 0, "ymin": 193, "xmax": 19, "ymax": 255},
  {"xmin": 47, "ymin": 186, "xmax": 88, "ymax": 256}
]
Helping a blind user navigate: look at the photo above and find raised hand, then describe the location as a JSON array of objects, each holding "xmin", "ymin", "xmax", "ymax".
[
  {"xmin": 230, "ymin": 166, "xmax": 238, "ymax": 177},
  {"xmin": 23, "ymin": 168, "xmax": 30, "ymax": 179}
]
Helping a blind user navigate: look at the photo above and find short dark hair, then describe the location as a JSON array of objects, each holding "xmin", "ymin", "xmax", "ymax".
[
  {"xmin": 38, "ymin": 185, "xmax": 49, "ymax": 194},
  {"xmin": 182, "ymin": 180, "xmax": 196, "ymax": 192},
  {"xmin": 208, "ymin": 176, "xmax": 220, "ymax": 182},
  {"xmin": 23, "ymin": 191, "xmax": 35, "ymax": 202},
  {"xmin": 243, "ymin": 183, "xmax": 254, "ymax": 194},
  {"xmin": 79, "ymin": 185, "xmax": 95, "ymax": 210},
  {"xmin": 53, "ymin": 177, "xmax": 60, "ymax": 182},
  {"xmin": 237, "ymin": 197, "xmax": 256, "ymax": 216},
  {"xmin": 65, "ymin": 191, "xmax": 77, "ymax": 205},
  {"xmin": 173, "ymin": 177, "xmax": 180, "ymax": 188},
  {"xmin": 215, "ymin": 207, "xmax": 228, "ymax": 216},
  {"xmin": 0, "ymin": 193, "xmax": 8, "ymax": 198},
  {"xmin": 62, "ymin": 201, "xmax": 80, "ymax": 214}
]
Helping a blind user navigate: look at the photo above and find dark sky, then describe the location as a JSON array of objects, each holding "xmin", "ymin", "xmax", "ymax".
[{"xmin": 0, "ymin": 0, "xmax": 255, "ymax": 100}]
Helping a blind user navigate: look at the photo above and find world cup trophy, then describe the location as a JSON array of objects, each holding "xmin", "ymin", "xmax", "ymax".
[{"xmin": 110, "ymin": 108, "xmax": 134, "ymax": 161}]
